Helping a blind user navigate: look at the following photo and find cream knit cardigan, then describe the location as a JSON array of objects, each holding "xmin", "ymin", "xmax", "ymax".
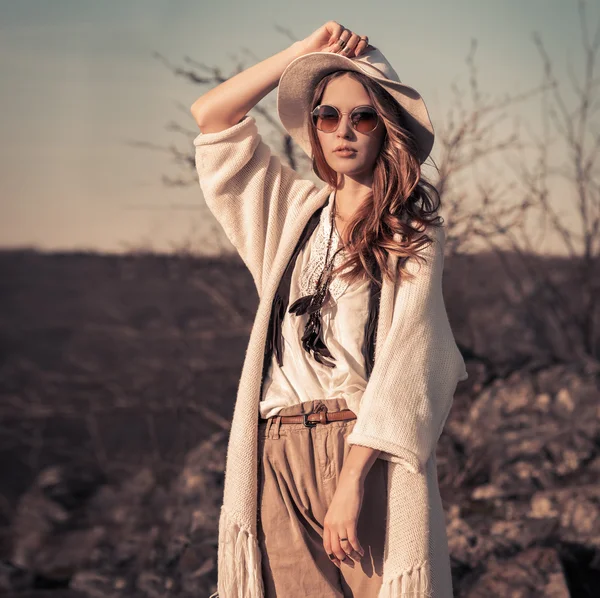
[{"xmin": 194, "ymin": 115, "xmax": 468, "ymax": 598}]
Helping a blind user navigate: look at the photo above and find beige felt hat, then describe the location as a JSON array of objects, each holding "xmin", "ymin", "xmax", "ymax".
[{"xmin": 277, "ymin": 44, "xmax": 435, "ymax": 164}]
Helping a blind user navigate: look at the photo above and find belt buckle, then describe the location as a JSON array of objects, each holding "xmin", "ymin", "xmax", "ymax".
[{"xmin": 303, "ymin": 413, "xmax": 317, "ymax": 428}]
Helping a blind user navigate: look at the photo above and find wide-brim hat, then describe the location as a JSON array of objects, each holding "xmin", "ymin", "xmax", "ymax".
[{"xmin": 277, "ymin": 44, "xmax": 435, "ymax": 164}]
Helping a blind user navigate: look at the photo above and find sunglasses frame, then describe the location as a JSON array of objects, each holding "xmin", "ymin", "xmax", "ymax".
[{"xmin": 311, "ymin": 104, "xmax": 381, "ymax": 134}]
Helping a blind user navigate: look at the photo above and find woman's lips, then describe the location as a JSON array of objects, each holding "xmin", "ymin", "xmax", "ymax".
[{"xmin": 335, "ymin": 150, "xmax": 356, "ymax": 157}]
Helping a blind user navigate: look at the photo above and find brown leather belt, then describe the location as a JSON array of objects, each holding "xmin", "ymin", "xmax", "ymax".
[{"xmin": 259, "ymin": 408, "xmax": 357, "ymax": 428}]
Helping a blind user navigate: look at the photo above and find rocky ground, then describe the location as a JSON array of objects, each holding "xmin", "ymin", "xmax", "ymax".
[{"xmin": 0, "ymin": 249, "xmax": 598, "ymax": 597}]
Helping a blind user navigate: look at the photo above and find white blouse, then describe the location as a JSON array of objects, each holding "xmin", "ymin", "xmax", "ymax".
[{"xmin": 259, "ymin": 190, "xmax": 372, "ymax": 419}]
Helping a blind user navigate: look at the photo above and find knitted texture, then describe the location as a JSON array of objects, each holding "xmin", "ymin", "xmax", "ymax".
[
  {"xmin": 346, "ymin": 218, "xmax": 469, "ymax": 472},
  {"xmin": 194, "ymin": 115, "xmax": 467, "ymax": 597},
  {"xmin": 194, "ymin": 115, "xmax": 320, "ymax": 297}
]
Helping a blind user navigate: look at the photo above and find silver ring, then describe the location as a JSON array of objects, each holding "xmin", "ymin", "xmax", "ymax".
[{"xmin": 337, "ymin": 28, "xmax": 350, "ymax": 49}]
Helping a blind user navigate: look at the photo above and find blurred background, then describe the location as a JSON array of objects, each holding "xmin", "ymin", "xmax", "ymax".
[{"xmin": 1, "ymin": 1, "xmax": 600, "ymax": 596}]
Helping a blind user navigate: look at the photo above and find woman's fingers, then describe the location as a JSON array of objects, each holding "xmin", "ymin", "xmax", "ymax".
[
  {"xmin": 327, "ymin": 21, "xmax": 345, "ymax": 46},
  {"xmin": 339, "ymin": 31, "xmax": 362, "ymax": 57},
  {"xmin": 323, "ymin": 526, "xmax": 341, "ymax": 568},
  {"xmin": 331, "ymin": 533, "xmax": 353, "ymax": 568},
  {"xmin": 331, "ymin": 29, "xmax": 368, "ymax": 57},
  {"xmin": 354, "ymin": 36, "xmax": 369, "ymax": 56},
  {"xmin": 324, "ymin": 528, "xmax": 365, "ymax": 568},
  {"xmin": 332, "ymin": 28, "xmax": 350, "ymax": 51},
  {"xmin": 329, "ymin": 27, "xmax": 349, "ymax": 52},
  {"xmin": 341, "ymin": 531, "xmax": 365, "ymax": 562}
]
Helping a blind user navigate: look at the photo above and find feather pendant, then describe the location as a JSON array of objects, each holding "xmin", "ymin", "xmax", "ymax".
[
  {"xmin": 299, "ymin": 310, "xmax": 336, "ymax": 367},
  {"xmin": 288, "ymin": 294, "xmax": 314, "ymax": 316}
]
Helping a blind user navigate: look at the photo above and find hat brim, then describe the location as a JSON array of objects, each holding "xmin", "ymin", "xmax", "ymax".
[{"xmin": 277, "ymin": 50, "xmax": 435, "ymax": 164}]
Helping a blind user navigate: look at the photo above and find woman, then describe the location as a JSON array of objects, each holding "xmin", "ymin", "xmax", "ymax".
[{"xmin": 192, "ymin": 21, "xmax": 468, "ymax": 598}]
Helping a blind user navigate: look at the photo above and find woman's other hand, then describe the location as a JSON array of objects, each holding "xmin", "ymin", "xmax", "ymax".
[
  {"xmin": 299, "ymin": 21, "xmax": 370, "ymax": 58},
  {"xmin": 322, "ymin": 476, "xmax": 366, "ymax": 569}
]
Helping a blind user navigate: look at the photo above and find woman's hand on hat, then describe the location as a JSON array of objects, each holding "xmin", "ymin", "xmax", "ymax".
[{"xmin": 300, "ymin": 21, "xmax": 369, "ymax": 58}]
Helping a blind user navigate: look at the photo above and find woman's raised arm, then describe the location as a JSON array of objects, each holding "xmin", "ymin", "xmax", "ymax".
[
  {"xmin": 190, "ymin": 21, "xmax": 367, "ymax": 132},
  {"xmin": 193, "ymin": 115, "xmax": 320, "ymax": 295},
  {"xmin": 191, "ymin": 39, "xmax": 316, "ymax": 296},
  {"xmin": 191, "ymin": 23, "xmax": 368, "ymax": 295},
  {"xmin": 190, "ymin": 42, "xmax": 305, "ymax": 134}
]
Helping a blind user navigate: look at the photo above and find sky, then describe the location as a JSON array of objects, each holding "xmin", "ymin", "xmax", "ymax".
[{"xmin": 1, "ymin": 0, "xmax": 598, "ymax": 256}]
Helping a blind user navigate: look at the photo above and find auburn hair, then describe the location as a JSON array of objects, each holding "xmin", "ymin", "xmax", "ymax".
[{"xmin": 308, "ymin": 69, "xmax": 444, "ymax": 288}]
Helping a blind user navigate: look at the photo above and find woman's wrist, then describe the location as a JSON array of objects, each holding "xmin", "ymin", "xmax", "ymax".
[
  {"xmin": 290, "ymin": 40, "xmax": 309, "ymax": 59},
  {"xmin": 192, "ymin": 41, "xmax": 310, "ymax": 125},
  {"xmin": 340, "ymin": 445, "xmax": 381, "ymax": 485}
]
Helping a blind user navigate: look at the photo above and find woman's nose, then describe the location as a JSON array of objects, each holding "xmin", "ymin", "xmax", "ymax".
[{"xmin": 337, "ymin": 114, "xmax": 354, "ymax": 136}]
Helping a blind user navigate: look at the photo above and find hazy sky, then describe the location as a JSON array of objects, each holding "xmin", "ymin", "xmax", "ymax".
[{"xmin": 1, "ymin": 0, "xmax": 598, "ymax": 255}]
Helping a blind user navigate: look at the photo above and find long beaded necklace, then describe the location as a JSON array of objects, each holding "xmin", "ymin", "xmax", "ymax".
[{"xmin": 288, "ymin": 195, "xmax": 346, "ymax": 368}]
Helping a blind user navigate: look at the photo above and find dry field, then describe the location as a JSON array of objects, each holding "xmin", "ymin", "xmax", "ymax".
[{"xmin": 0, "ymin": 248, "xmax": 598, "ymax": 597}]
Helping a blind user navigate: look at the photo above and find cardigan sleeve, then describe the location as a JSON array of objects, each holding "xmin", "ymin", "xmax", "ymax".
[
  {"xmin": 347, "ymin": 225, "xmax": 468, "ymax": 475},
  {"xmin": 193, "ymin": 115, "xmax": 321, "ymax": 296}
]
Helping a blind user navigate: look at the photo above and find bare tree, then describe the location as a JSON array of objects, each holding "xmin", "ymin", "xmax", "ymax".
[
  {"xmin": 175, "ymin": 3, "xmax": 599, "ymax": 364},
  {"xmin": 433, "ymin": 0, "xmax": 600, "ymax": 364}
]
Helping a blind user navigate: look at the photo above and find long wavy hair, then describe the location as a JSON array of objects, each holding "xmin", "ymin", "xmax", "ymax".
[{"xmin": 308, "ymin": 69, "xmax": 444, "ymax": 288}]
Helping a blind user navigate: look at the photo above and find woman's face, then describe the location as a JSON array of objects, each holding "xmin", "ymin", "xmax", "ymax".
[{"xmin": 316, "ymin": 74, "xmax": 386, "ymax": 180}]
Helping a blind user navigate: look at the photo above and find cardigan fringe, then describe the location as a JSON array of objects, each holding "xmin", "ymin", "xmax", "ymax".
[
  {"xmin": 209, "ymin": 505, "xmax": 264, "ymax": 598},
  {"xmin": 208, "ymin": 506, "xmax": 434, "ymax": 598},
  {"xmin": 378, "ymin": 561, "xmax": 433, "ymax": 597}
]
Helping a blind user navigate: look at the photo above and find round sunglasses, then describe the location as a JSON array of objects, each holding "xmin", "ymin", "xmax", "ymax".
[{"xmin": 311, "ymin": 104, "xmax": 380, "ymax": 134}]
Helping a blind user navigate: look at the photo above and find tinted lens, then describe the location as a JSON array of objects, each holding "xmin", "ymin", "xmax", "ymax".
[
  {"xmin": 351, "ymin": 107, "xmax": 378, "ymax": 132},
  {"xmin": 312, "ymin": 105, "xmax": 378, "ymax": 133},
  {"xmin": 313, "ymin": 105, "xmax": 340, "ymax": 132}
]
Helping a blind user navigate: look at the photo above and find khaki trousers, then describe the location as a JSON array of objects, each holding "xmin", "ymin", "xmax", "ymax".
[{"xmin": 257, "ymin": 397, "xmax": 388, "ymax": 598}]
